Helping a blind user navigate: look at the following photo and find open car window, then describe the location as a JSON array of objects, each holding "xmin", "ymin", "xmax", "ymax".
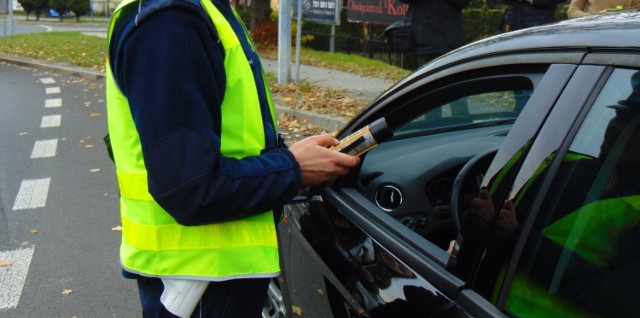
[
  {"xmin": 353, "ymin": 70, "xmax": 543, "ymax": 258},
  {"xmin": 394, "ymin": 89, "xmax": 531, "ymax": 138}
]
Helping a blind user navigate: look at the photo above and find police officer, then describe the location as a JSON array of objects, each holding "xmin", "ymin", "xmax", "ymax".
[{"xmin": 105, "ymin": 0, "xmax": 360, "ymax": 316}]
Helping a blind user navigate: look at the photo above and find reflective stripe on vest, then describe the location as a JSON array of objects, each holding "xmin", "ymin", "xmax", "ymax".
[
  {"xmin": 543, "ymin": 195, "xmax": 640, "ymax": 268},
  {"xmin": 106, "ymin": 0, "xmax": 279, "ymax": 280}
]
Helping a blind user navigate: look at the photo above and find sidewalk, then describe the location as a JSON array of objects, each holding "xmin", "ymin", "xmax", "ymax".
[
  {"xmin": 0, "ymin": 52, "xmax": 392, "ymax": 132},
  {"xmin": 261, "ymin": 58, "xmax": 393, "ymax": 132}
]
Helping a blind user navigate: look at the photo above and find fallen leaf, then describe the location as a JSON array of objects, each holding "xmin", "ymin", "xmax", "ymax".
[
  {"xmin": 85, "ymin": 145, "xmax": 94, "ymax": 148},
  {"xmin": 90, "ymin": 113, "xmax": 101, "ymax": 117},
  {"xmin": 111, "ymin": 225, "xmax": 122, "ymax": 232},
  {"xmin": 21, "ymin": 241, "xmax": 29, "ymax": 246},
  {"xmin": 62, "ymin": 289, "xmax": 73, "ymax": 296},
  {"xmin": 30, "ymin": 229, "xmax": 38, "ymax": 234},
  {"xmin": 90, "ymin": 168, "xmax": 100, "ymax": 173},
  {"xmin": 18, "ymin": 132, "xmax": 28, "ymax": 136},
  {"xmin": 292, "ymin": 306, "xmax": 302, "ymax": 315},
  {"xmin": 315, "ymin": 288, "xmax": 324, "ymax": 295},
  {"xmin": 0, "ymin": 260, "xmax": 14, "ymax": 267}
]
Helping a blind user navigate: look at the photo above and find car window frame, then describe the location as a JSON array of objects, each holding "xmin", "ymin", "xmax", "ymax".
[
  {"xmin": 337, "ymin": 50, "xmax": 587, "ymax": 140},
  {"xmin": 485, "ymin": 65, "xmax": 611, "ymax": 308},
  {"xmin": 500, "ymin": 66, "xmax": 640, "ymax": 317},
  {"xmin": 491, "ymin": 55, "xmax": 640, "ymax": 312}
]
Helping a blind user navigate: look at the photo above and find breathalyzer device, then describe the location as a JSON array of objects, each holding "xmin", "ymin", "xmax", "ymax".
[{"xmin": 332, "ymin": 117, "xmax": 392, "ymax": 156}]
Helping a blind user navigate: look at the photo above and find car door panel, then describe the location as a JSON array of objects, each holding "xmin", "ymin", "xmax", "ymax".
[
  {"xmin": 283, "ymin": 187, "xmax": 463, "ymax": 317},
  {"xmin": 450, "ymin": 65, "xmax": 607, "ymax": 305},
  {"xmin": 494, "ymin": 64, "xmax": 640, "ymax": 316}
]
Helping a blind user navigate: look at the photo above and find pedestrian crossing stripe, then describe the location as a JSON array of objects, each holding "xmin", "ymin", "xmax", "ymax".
[
  {"xmin": 44, "ymin": 99, "xmax": 62, "ymax": 108},
  {"xmin": 31, "ymin": 139, "xmax": 58, "ymax": 159},
  {"xmin": 45, "ymin": 87, "xmax": 61, "ymax": 94},
  {"xmin": 39, "ymin": 77, "xmax": 55, "ymax": 84},
  {"xmin": 0, "ymin": 247, "xmax": 34, "ymax": 310},
  {"xmin": 41, "ymin": 115, "xmax": 62, "ymax": 128},
  {"xmin": 13, "ymin": 178, "xmax": 51, "ymax": 210}
]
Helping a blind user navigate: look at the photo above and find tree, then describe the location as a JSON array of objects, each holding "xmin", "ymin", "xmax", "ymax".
[
  {"xmin": 249, "ymin": 0, "xmax": 270, "ymax": 33},
  {"xmin": 17, "ymin": 0, "xmax": 48, "ymax": 20},
  {"xmin": 48, "ymin": 0, "xmax": 70, "ymax": 21},
  {"xmin": 69, "ymin": 0, "xmax": 91, "ymax": 22}
]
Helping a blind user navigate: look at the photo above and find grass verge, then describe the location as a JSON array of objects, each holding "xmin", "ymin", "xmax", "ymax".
[
  {"xmin": 0, "ymin": 32, "xmax": 107, "ymax": 72},
  {"xmin": 0, "ymin": 31, "xmax": 409, "ymax": 81}
]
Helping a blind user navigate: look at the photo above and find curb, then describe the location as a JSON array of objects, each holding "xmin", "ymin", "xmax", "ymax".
[
  {"xmin": 276, "ymin": 105, "xmax": 348, "ymax": 133},
  {"xmin": 0, "ymin": 53, "xmax": 348, "ymax": 132},
  {"xmin": 0, "ymin": 53, "xmax": 104, "ymax": 81}
]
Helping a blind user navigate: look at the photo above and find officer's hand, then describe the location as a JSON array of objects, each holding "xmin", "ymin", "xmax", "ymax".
[{"xmin": 288, "ymin": 134, "xmax": 360, "ymax": 187}]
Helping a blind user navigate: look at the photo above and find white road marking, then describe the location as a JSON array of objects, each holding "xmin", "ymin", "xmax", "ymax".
[
  {"xmin": 13, "ymin": 178, "xmax": 51, "ymax": 210},
  {"xmin": 40, "ymin": 115, "xmax": 61, "ymax": 128},
  {"xmin": 39, "ymin": 77, "xmax": 55, "ymax": 84},
  {"xmin": 44, "ymin": 98, "xmax": 62, "ymax": 108},
  {"xmin": 31, "ymin": 139, "xmax": 58, "ymax": 159},
  {"xmin": 45, "ymin": 87, "xmax": 61, "ymax": 94},
  {"xmin": 0, "ymin": 247, "xmax": 35, "ymax": 310},
  {"xmin": 34, "ymin": 25, "xmax": 53, "ymax": 32}
]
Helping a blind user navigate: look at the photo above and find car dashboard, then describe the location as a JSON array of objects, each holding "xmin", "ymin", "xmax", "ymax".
[{"xmin": 355, "ymin": 125, "xmax": 509, "ymax": 248}]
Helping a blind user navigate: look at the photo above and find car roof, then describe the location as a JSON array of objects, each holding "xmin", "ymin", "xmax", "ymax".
[
  {"xmin": 346, "ymin": 10, "xmax": 640, "ymax": 136},
  {"xmin": 413, "ymin": 10, "xmax": 640, "ymax": 80}
]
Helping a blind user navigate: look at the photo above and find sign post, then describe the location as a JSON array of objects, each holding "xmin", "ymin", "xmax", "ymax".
[
  {"xmin": 277, "ymin": 0, "xmax": 292, "ymax": 84},
  {"xmin": 1, "ymin": 0, "xmax": 8, "ymax": 43},
  {"xmin": 292, "ymin": 0, "xmax": 342, "ymax": 82}
]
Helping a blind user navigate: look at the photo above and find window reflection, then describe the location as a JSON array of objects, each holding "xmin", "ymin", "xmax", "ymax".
[{"xmin": 505, "ymin": 69, "xmax": 640, "ymax": 317}]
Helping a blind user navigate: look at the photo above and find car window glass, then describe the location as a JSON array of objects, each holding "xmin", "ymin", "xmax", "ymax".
[
  {"xmin": 503, "ymin": 68, "xmax": 640, "ymax": 317},
  {"xmin": 393, "ymin": 89, "xmax": 532, "ymax": 138}
]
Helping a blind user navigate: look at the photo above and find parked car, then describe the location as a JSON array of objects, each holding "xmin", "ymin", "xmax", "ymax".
[{"xmin": 264, "ymin": 10, "xmax": 640, "ymax": 318}]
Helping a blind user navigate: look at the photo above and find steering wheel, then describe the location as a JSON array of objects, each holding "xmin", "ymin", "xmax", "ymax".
[{"xmin": 450, "ymin": 147, "xmax": 499, "ymax": 236}]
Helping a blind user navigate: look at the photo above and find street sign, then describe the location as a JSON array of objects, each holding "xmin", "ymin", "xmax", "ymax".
[{"xmin": 293, "ymin": 0, "xmax": 342, "ymax": 25}]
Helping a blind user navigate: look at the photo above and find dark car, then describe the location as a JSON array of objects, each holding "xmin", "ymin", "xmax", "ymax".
[{"xmin": 266, "ymin": 11, "xmax": 640, "ymax": 318}]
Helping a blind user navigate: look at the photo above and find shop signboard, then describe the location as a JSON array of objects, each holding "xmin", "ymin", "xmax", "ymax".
[{"xmin": 346, "ymin": 0, "xmax": 409, "ymax": 25}]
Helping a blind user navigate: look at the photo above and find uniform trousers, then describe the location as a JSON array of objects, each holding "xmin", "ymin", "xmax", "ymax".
[{"xmin": 136, "ymin": 276, "xmax": 270, "ymax": 318}]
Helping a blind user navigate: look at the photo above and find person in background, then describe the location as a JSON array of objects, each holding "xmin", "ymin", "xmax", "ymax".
[
  {"xmin": 398, "ymin": 0, "xmax": 471, "ymax": 66},
  {"xmin": 105, "ymin": 0, "xmax": 360, "ymax": 316},
  {"xmin": 501, "ymin": 0, "xmax": 567, "ymax": 32},
  {"xmin": 567, "ymin": 0, "xmax": 639, "ymax": 18}
]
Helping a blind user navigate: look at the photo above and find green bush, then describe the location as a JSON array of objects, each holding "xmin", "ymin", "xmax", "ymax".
[{"xmin": 463, "ymin": 7, "xmax": 506, "ymax": 42}]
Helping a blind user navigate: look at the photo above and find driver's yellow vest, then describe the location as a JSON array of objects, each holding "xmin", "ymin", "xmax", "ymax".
[{"xmin": 105, "ymin": 0, "xmax": 279, "ymax": 279}]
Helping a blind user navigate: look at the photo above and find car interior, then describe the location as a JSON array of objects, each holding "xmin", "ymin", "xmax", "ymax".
[{"xmin": 352, "ymin": 70, "xmax": 539, "ymax": 251}]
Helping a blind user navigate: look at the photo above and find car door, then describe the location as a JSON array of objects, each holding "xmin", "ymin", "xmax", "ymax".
[
  {"xmin": 475, "ymin": 54, "xmax": 640, "ymax": 317},
  {"xmin": 278, "ymin": 51, "xmax": 582, "ymax": 317}
]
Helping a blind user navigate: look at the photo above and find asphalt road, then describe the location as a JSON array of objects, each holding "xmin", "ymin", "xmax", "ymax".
[
  {"xmin": 1, "ymin": 15, "xmax": 108, "ymax": 36},
  {"xmin": 0, "ymin": 61, "xmax": 139, "ymax": 316}
]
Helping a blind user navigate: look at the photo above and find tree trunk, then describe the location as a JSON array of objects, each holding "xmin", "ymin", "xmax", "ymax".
[{"xmin": 249, "ymin": 0, "xmax": 270, "ymax": 33}]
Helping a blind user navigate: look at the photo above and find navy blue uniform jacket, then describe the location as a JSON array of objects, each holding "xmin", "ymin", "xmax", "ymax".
[{"xmin": 108, "ymin": 0, "xmax": 301, "ymax": 226}]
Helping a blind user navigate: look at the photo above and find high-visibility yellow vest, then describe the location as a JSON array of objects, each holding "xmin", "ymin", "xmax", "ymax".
[{"xmin": 105, "ymin": 0, "xmax": 279, "ymax": 280}]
